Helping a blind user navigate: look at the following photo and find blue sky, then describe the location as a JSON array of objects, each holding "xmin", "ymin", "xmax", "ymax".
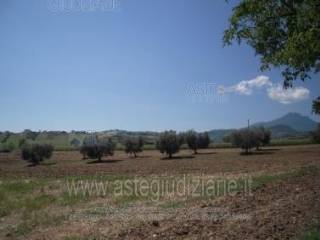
[{"xmin": 0, "ymin": 0, "xmax": 319, "ymax": 132}]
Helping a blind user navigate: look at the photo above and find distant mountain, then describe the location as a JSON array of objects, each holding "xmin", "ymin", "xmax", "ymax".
[
  {"xmin": 252, "ymin": 112, "xmax": 318, "ymax": 132},
  {"xmin": 267, "ymin": 124, "xmax": 298, "ymax": 138},
  {"xmin": 208, "ymin": 112, "xmax": 318, "ymax": 142}
]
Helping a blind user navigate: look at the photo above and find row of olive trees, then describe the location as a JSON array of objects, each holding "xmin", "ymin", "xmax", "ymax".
[
  {"xmin": 80, "ymin": 135, "xmax": 144, "ymax": 162},
  {"xmin": 156, "ymin": 130, "xmax": 210, "ymax": 158},
  {"xmin": 15, "ymin": 125, "xmax": 319, "ymax": 165},
  {"xmin": 79, "ymin": 130, "xmax": 211, "ymax": 161},
  {"xmin": 229, "ymin": 127, "xmax": 271, "ymax": 154}
]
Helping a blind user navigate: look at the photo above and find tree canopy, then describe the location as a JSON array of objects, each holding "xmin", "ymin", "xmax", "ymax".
[{"xmin": 224, "ymin": 0, "xmax": 320, "ymax": 112}]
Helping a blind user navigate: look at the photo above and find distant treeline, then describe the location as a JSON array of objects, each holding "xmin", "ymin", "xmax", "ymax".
[{"xmin": 0, "ymin": 125, "xmax": 319, "ymax": 153}]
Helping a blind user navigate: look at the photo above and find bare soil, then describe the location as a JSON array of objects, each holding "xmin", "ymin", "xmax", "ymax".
[
  {"xmin": 0, "ymin": 144, "xmax": 319, "ymax": 239},
  {"xmin": 0, "ymin": 145, "xmax": 319, "ymax": 177}
]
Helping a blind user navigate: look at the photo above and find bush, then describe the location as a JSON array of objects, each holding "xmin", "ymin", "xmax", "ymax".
[
  {"xmin": 21, "ymin": 144, "xmax": 54, "ymax": 165},
  {"xmin": 124, "ymin": 137, "xmax": 144, "ymax": 157},
  {"xmin": 80, "ymin": 137, "xmax": 115, "ymax": 162},
  {"xmin": 156, "ymin": 131, "xmax": 182, "ymax": 158}
]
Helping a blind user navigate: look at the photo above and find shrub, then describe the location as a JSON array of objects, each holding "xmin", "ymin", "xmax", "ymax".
[
  {"xmin": 156, "ymin": 131, "xmax": 182, "ymax": 158},
  {"xmin": 80, "ymin": 137, "xmax": 115, "ymax": 162},
  {"xmin": 21, "ymin": 144, "xmax": 54, "ymax": 165},
  {"xmin": 124, "ymin": 137, "xmax": 144, "ymax": 157}
]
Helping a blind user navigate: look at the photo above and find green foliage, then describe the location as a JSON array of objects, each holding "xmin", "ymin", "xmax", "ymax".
[
  {"xmin": 80, "ymin": 136, "xmax": 115, "ymax": 162},
  {"xmin": 224, "ymin": 0, "xmax": 320, "ymax": 86},
  {"xmin": 21, "ymin": 144, "xmax": 54, "ymax": 165},
  {"xmin": 300, "ymin": 228, "xmax": 320, "ymax": 240},
  {"xmin": 224, "ymin": 0, "xmax": 320, "ymax": 110},
  {"xmin": 124, "ymin": 137, "xmax": 144, "ymax": 157},
  {"xmin": 156, "ymin": 130, "xmax": 182, "ymax": 158}
]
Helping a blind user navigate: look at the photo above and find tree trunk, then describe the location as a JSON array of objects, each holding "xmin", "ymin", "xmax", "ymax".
[
  {"xmin": 134, "ymin": 152, "xmax": 137, "ymax": 158},
  {"xmin": 169, "ymin": 153, "xmax": 172, "ymax": 159}
]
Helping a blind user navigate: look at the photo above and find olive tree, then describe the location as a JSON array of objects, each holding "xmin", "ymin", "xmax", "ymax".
[
  {"xmin": 80, "ymin": 137, "xmax": 115, "ymax": 162},
  {"xmin": 231, "ymin": 127, "xmax": 271, "ymax": 154},
  {"xmin": 125, "ymin": 137, "xmax": 144, "ymax": 158},
  {"xmin": 185, "ymin": 130, "xmax": 211, "ymax": 154},
  {"xmin": 198, "ymin": 132, "xmax": 211, "ymax": 149},
  {"xmin": 156, "ymin": 131, "xmax": 182, "ymax": 159},
  {"xmin": 252, "ymin": 127, "xmax": 271, "ymax": 150},
  {"xmin": 231, "ymin": 129, "xmax": 256, "ymax": 154},
  {"xmin": 185, "ymin": 130, "xmax": 198, "ymax": 154},
  {"xmin": 21, "ymin": 144, "xmax": 54, "ymax": 166}
]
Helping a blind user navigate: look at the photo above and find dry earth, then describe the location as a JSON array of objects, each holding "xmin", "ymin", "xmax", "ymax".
[{"xmin": 0, "ymin": 145, "xmax": 319, "ymax": 239}]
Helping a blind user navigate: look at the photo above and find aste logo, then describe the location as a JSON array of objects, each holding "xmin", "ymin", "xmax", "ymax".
[{"xmin": 185, "ymin": 82, "xmax": 228, "ymax": 104}]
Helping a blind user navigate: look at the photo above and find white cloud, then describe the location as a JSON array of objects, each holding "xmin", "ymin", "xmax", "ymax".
[
  {"xmin": 223, "ymin": 75, "xmax": 310, "ymax": 104},
  {"xmin": 267, "ymin": 85, "xmax": 310, "ymax": 104},
  {"xmin": 228, "ymin": 75, "xmax": 272, "ymax": 95}
]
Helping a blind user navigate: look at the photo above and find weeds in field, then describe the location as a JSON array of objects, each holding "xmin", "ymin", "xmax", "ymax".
[
  {"xmin": 251, "ymin": 166, "xmax": 320, "ymax": 190},
  {"xmin": 0, "ymin": 179, "xmax": 48, "ymax": 217}
]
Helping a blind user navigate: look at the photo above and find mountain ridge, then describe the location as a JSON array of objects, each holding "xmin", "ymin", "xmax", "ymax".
[{"xmin": 251, "ymin": 112, "xmax": 318, "ymax": 132}]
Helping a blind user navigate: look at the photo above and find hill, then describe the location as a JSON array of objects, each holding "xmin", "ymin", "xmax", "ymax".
[
  {"xmin": 252, "ymin": 112, "xmax": 318, "ymax": 132},
  {"xmin": 0, "ymin": 112, "xmax": 317, "ymax": 150}
]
